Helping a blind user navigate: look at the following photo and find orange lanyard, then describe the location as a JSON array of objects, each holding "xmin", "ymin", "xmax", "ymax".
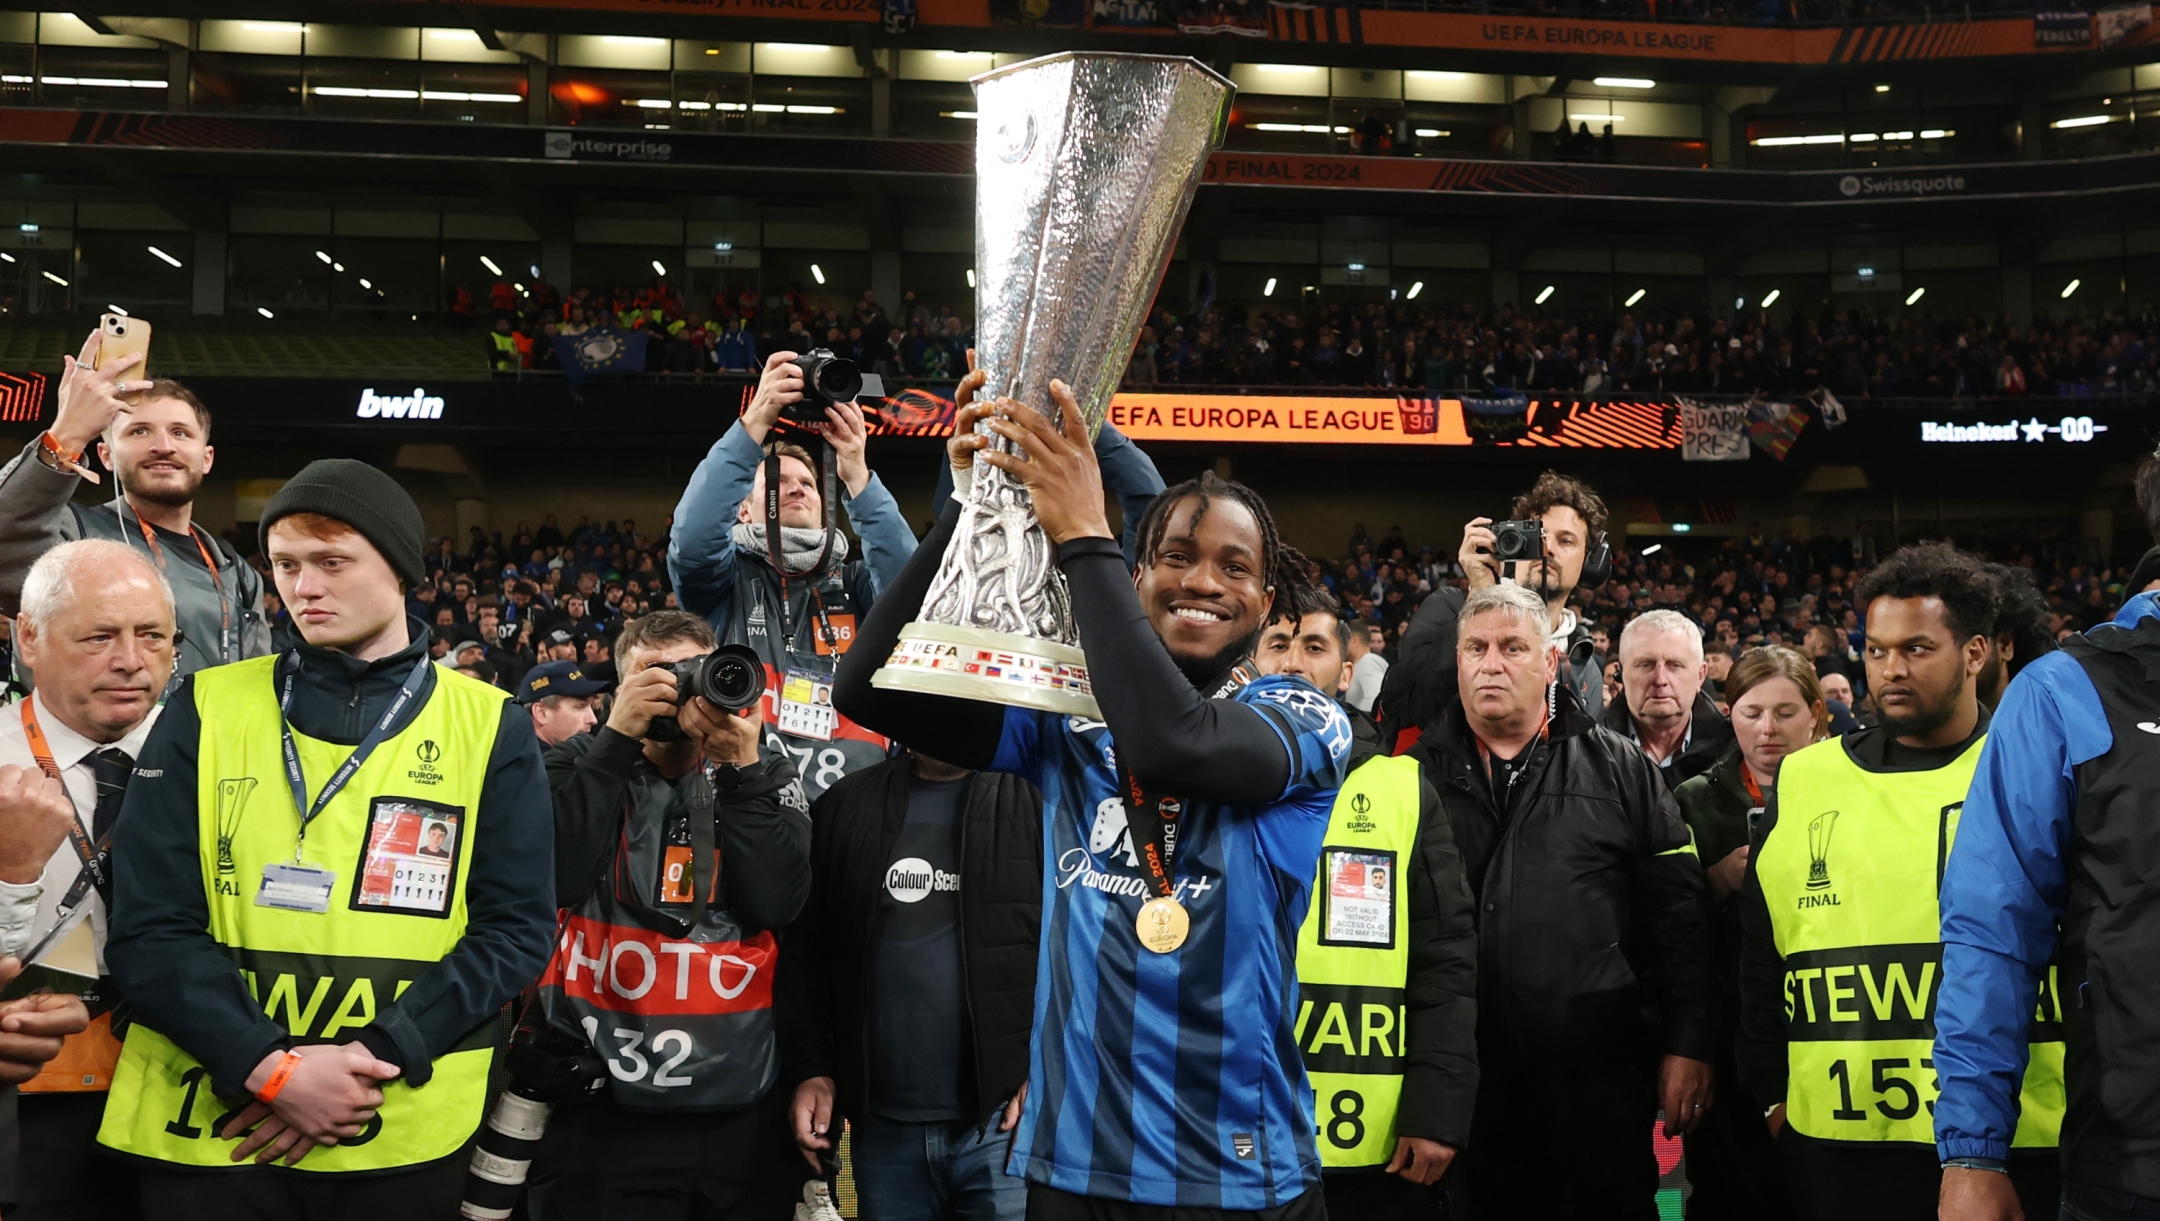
[
  {"xmin": 18, "ymin": 698, "xmax": 62, "ymax": 781},
  {"xmin": 19, "ymin": 700, "xmax": 109, "ymax": 911},
  {"xmin": 118, "ymin": 499, "xmax": 232, "ymax": 665},
  {"xmin": 1741, "ymin": 761, "xmax": 1766, "ymax": 808}
]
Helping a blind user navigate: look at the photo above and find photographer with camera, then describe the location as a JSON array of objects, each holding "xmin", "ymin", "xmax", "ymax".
[
  {"xmin": 1375, "ymin": 472, "xmax": 1613, "ymax": 748},
  {"xmin": 670, "ymin": 350, "xmax": 917, "ymax": 801},
  {"xmin": 521, "ymin": 609, "xmax": 813, "ymax": 1220}
]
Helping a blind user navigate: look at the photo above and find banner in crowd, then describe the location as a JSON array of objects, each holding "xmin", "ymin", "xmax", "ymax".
[
  {"xmin": 876, "ymin": 387, "xmax": 1684, "ymax": 449},
  {"xmin": 551, "ymin": 327, "xmax": 651, "ymax": 390},
  {"xmin": 1680, "ymin": 402, "xmax": 1750, "ymax": 461},
  {"xmin": 2035, "ymin": 8, "xmax": 2096, "ymax": 42}
]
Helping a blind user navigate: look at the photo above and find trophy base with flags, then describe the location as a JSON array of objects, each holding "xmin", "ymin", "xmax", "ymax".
[{"xmin": 875, "ymin": 622, "xmax": 1098, "ymax": 718}]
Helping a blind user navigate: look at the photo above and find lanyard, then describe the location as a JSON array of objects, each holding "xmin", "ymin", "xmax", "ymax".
[
  {"xmin": 1111, "ymin": 662, "xmax": 1257, "ymax": 901},
  {"xmin": 1740, "ymin": 762, "xmax": 1766, "ymax": 808},
  {"xmin": 19, "ymin": 700, "xmax": 113, "ymax": 922},
  {"xmin": 761, "ymin": 445, "xmax": 841, "ymax": 656},
  {"xmin": 117, "ymin": 498, "xmax": 233, "ymax": 666},
  {"xmin": 276, "ymin": 652, "xmax": 432, "ymax": 862}
]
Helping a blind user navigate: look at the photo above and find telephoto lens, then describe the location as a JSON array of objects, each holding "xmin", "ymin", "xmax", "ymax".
[{"xmin": 458, "ymin": 1087, "xmax": 551, "ymax": 1221}]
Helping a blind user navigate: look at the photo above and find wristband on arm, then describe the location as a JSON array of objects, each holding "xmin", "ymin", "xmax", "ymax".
[
  {"xmin": 255, "ymin": 1050, "xmax": 303, "ymax": 1103},
  {"xmin": 36, "ymin": 431, "xmax": 99, "ymax": 485}
]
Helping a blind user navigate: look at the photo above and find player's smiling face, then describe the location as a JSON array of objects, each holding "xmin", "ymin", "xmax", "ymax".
[{"xmin": 1136, "ymin": 494, "xmax": 1275, "ymax": 678}]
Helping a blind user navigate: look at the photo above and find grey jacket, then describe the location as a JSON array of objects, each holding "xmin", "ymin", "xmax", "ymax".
[{"xmin": 0, "ymin": 442, "xmax": 269, "ymax": 686}]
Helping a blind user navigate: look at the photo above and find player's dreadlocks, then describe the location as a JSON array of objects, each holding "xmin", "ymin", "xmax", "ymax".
[{"xmin": 1133, "ymin": 471, "xmax": 1320, "ymax": 627}]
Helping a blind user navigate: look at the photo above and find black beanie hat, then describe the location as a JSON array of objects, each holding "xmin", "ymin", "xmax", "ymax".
[{"xmin": 259, "ymin": 459, "xmax": 426, "ymax": 585}]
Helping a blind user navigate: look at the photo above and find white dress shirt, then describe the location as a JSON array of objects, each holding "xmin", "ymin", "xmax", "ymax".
[{"xmin": 0, "ymin": 694, "xmax": 161, "ymax": 970}]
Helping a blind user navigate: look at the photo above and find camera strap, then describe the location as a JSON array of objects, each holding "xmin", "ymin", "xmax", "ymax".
[{"xmin": 761, "ymin": 441, "xmax": 841, "ymax": 656}]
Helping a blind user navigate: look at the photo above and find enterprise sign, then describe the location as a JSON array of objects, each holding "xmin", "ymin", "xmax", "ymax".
[
  {"xmin": 357, "ymin": 387, "xmax": 446, "ymax": 420},
  {"xmin": 1919, "ymin": 415, "xmax": 2108, "ymax": 443}
]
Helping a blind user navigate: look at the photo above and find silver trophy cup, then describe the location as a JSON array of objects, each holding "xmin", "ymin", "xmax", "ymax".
[{"xmin": 870, "ymin": 52, "xmax": 1232, "ymax": 717}]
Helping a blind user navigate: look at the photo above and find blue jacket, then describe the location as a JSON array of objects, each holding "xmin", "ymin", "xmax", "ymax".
[
  {"xmin": 1935, "ymin": 590, "xmax": 2160, "ymax": 1163},
  {"xmin": 667, "ymin": 420, "xmax": 918, "ymax": 624}
]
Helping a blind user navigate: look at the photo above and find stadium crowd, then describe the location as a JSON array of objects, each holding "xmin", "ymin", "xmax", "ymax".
[
  {"xmin": 0, "ymin": 329, "xmax": 2158, "ymax": 1221},
  {"xmin": 472, "ymin": 277, "xmax": 2160, "ymax": 401}
]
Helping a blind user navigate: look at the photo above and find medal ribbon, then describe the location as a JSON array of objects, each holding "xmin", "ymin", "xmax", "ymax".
[
  {"xmin": 1118, "ymin": 760, "xmax": 1182, "ymax": 903},
  {"xmin": 276, "ymin": 652, "xmax": 433, "ymax": 862}
]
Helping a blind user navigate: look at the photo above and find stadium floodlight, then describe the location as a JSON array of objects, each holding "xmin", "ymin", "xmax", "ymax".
[
  {"xmin": 147, "ymin": 245, "xmax": 182, "ymax": 268},
  {"xmin": 258, "ymin": 307, "xmax": 275, "ymax": 318},
  {"xmin": 1875, "ymin": 84, "xmax": 1891, "ymax": 92},
  {"xmin": 1920, "ymin": 129, "xmax": 1951, "ymax": 139},
  {"xmin": 1347, "ymin": 261, "xmax": 1365, "ymax": 272},
  {"xmin": 651, "ymin": 260, "xmax": 666, "ymax": 276},
  {"xmin": 314, "ymin": 250, "xmax": 332, "ymax": 264},
  {"xmin": 635, "ymin": 100, "xmax": 673, "ymax": 109},
  {"xmin": 2062, "ymin": 278, "xmax": 2082, "ymax": 299},
  {"xmin": 1592, "ymin": 77, "xmax": 1654, "ymax": 88},
  {"xmin": 107, "ymin": 304, "xmax": 127, "ymax": 316},
  {"xmin": 1735, "ymin": 296, "xmax": 1745, "ymax": 309},
  {"xmin": 0, "ymin": 253, "xmax": 15, "ymax": 263},
  {"xmin": 786, "ymin": 105, "xmax": 841, "ymax": 115},
  {"xmin": 1641, "ymin": 543, "xmax": 1663, "ymax": 556},
  {"xmin": 1407, "ymin": 281, "xmax": 1423, "ymax": 299},
  {"xmin": 1761, "ymin": 289, "xmax": 1781, "ymax": 306},
  {"xmin": 333, "ymin": 262, "xmax": 344, "ymax": 272},
  {"xmin": 480, "ymin": 255, "xmax": 503, "ymax": 275},
  {"xmin": 530, "ymin": 264, "xmax": 540, "ymax": 278},
  {"xmin": 17, "ymin": 224, "xmax": 36, "ymax": 233},
  {"xmin": 811, "ymin": 264, "xmax": 826, "ymax": 285},
  {"xmin": 1263, "ymin": 278, "xmax": 1277, "ymax": 297},
  {"xmin": 1414, "ymin": 128, "xmax": 1449, "ymax": 137},
  {"xmin": 1535, "ymin": 285, "xmax": 1556, "ymax": 304},
  {"xmin": 1905, "ymin": 287, "xmax": 1926, "ymax": 305},
  {"xmin": 966, "ymin": 269, "xmax": 977, "ymax": 288},
  {"xmin": 1625, "ymin": 288, "xmax": 1647, "ymax": 307},
  {"xmin": 41, "ymin": 271, "xmax": 68, "ymax": 286},
  {"xmin": 1671, "ymin": 523, "xmax": 1692, "ymax": 533},
  {"xmin": 2052, "ymin": 115, "xmax": 2111, "ymax": 128},
  {"xmin": 359, "ymin": 278, "xmax": 372, "ymax": 289},
  {"xmin": 944, "ymin": 110, "xmax": 979, "ymax": 119}
]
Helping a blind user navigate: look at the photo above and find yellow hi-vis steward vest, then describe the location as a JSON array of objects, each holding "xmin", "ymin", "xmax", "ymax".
[
  {"xmin": 1757, "ymin": 733, "xmax": 2064, "ymax": 1147},
  {"xmin": 99, "ymin": 655, "xmax": 505, "ymax": 1172},
  {"xmin": 488, "ymin": 330, "xmax": 519, "ymax": 370},
  {"xmin": 1296, "ymin": 753, "xmax": 1420, "ymax": 1169}
]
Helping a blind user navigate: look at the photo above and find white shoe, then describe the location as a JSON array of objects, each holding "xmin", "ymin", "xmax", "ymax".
[{"xmin": 793, "ymin": 1180, "xmax": 844, "ymax": 1221}]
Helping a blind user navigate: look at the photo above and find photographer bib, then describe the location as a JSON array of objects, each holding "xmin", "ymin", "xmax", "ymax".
[
  {"xmin": 536, "ymin": 772, "xmax": 778, "ymax": 1111},
  {"xmin": 724, "ymin": 559, "xmax": 887, "ymax": 800}
]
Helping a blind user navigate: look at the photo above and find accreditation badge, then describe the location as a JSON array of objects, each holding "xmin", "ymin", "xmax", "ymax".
[
  {"xmin": 1319, "ymin": 848, "xmax": 1396, "ymax": 948},
  {"xmin": 256, "ymin": 863, "xmax": 336, "ymax": 914},
  {"xmin": 352, "ymin": 797, "xmax": 462, "ymax": 917},
  {"xmin": 776, "ymin": 668, "xmax": 837, "ymax": 742},
  {"xmin": 1136, "ymin": 896, "xmax": 1189, "ymax": 954}
]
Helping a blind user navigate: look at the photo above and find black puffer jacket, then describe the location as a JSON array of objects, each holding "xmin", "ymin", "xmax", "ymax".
[
  {"xmin": 777, "ymin": 755, "xmax": 1043, "ymax": 1125},
  {"xmin": 1411, "ymin": 686, "xmax": 1716, "ymax": 1073}
]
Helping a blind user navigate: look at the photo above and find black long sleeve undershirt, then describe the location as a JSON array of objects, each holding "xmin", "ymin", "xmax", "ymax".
[{"xmin": 835, "ymin": 502, "xmax": 1292, "ymax": 803}]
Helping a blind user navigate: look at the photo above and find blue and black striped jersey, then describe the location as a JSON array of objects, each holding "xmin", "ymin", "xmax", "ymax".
[{"xmin": 991, "ymin": 674, "xmax": 1353, "ymax": 1209}]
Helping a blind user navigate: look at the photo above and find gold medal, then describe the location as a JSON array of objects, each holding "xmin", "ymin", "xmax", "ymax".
[{"xmin": 1135, "ymin": 895, "xmax": 1189, "ymax": 954}]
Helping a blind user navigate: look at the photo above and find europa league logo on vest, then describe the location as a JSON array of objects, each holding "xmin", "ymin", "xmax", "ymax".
[
  {"xmin": 1346, "ymin": 792, "xmax": 1376, "ymax": 834},
  {"xmin": 410, "ymin": 738, "xmax": 444, "ymax": 786},
  {"xmin": 215, "ymin": 777, "xmax": 259, "ymax": 878},
  {"xmin": 1806, "ymin": 810, "xmax": 1840, "ymax": 890}
]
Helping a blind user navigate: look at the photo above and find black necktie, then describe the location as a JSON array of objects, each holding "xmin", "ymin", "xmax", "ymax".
[{"xmin": 90, "ymin": 748, "xmax": 132, "ymax": 843}]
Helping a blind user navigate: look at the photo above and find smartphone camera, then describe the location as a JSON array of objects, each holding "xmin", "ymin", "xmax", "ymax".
[{"xmin": 1490, "ymin": 519, "xmax": 1546, "ymax": 564}]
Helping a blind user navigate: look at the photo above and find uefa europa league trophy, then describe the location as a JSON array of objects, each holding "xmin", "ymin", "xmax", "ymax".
[{"xmin": 870, "ymin": 52, "xmax": 1232, "ymax": 718}]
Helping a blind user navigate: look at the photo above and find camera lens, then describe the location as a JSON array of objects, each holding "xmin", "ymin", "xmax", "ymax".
[
  {"xmin": 812, "ymin": 356, "xmax": 862, "ymax": 404},
  {"xmin": 691, "ymin": 645, "xmax": 766, "ymax": 712}
]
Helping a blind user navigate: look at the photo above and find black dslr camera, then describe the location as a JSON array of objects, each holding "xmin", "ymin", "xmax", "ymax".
[
  {"xmin": 781, "ymin": 348, "xmax": 886, "ymax": 425},
  {"xmin": 1490, "ymin": 518, "xmax": 1546, "ymax": 564},
  {"xmin": 648, "ymin": 644, "xmax": 766, "ymax": 741}
]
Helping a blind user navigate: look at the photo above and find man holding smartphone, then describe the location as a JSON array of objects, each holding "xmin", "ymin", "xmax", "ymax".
[{"xmin": 0, "ymin": 328, "xmax": 270, "ymax": 690}]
